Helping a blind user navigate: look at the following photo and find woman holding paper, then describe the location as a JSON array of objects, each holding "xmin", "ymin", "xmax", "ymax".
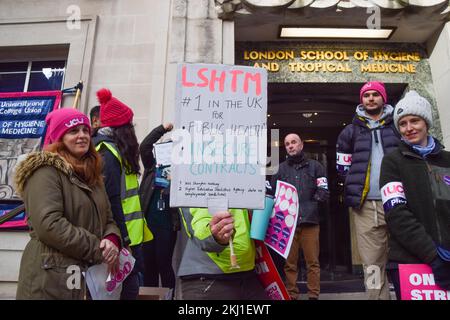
[
  {"xmin": 93, "ymin": 88, "xmax": 153, "ymax": 299},
  {"xmin": 139, "ymin": 123, "xmax": 180, "ymax": 299},
  {"xmin": 380, "ymin": 91, "xmax": 450, "ymax": 299},
  {"xmin": 14, "ymin": 108, "xmax": 121, "ymax": 300}
]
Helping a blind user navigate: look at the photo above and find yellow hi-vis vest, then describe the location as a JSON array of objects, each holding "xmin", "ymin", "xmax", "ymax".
[{"xmin": 96, "ymin": 141, "xmax": 153, "ymax": 246}]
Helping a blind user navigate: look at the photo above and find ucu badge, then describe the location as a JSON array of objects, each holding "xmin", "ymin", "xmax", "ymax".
[
  {"xmin": 105, "ymin": 249, "xmax": 133, "ymax": 293},
  {"xmin": 316, "ymin": 177, "xmax": 328, "ymax": 189},
  {"xmin": 65, "ymin": 118, "xmax": 85, "ymax": 128},
  {"xmin": 381, "ymin": 182, "xmax": 406, "ymax": 212},
  {"xmin": 336, "ymin": 153, "xmax": 352, "ymax": 166}
]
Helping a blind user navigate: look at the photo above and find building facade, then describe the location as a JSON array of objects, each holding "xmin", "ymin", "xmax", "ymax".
[{"xmin": 1, "ymin": 0, "xmax": 449, "ymax": 297}]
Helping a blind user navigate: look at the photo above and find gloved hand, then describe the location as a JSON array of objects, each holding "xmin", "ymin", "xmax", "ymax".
[
  {"xmin": 314, "ymin": 187, "xmax": 330, "ymax": 202},
  {"xmin": 430, "ymin": 256, "xmax": 450, "ymax": 290}
]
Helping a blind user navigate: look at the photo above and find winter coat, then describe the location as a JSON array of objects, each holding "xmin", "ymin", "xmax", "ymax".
[
  {"xmin": 336, "ymin": 111, "xmax": 400, "ymax": 208},
  {"xmin": 14, "ymin": 151, "xmax": 121, "ymax": 300},
  {"xmin": 270, "ymin": 152, "xmax": 329, "ymax": 225},
  {"xmin": 139, "ymin": 125, "xmax": 180, "ymax": 231},
  {"xmin": 380, "ymin": 140, "xmax": 450, "ymax": 264}
]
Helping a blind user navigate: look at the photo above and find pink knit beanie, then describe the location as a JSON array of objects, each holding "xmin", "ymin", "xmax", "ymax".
[
  {"xmin": 45, "ymin": 108, "xmax": 91, "ymax": 143},
  {"xmin": 97, "ymin": 88, "xmax": 134, "ymax": 128},
  {"xmin": 360, "ymin": 81, "xmax": 387, "ymax": 104}
]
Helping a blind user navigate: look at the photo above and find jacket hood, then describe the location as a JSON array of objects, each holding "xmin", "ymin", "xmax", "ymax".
[
  {"xmin": 14, "ymin": 151, "xmax": 72, "ymax": 196},
  {"xmin": 92, "ymin": 132, "xmax": 115, "ymax": 146},
  {"xmin": 353, "ymin": 104, "xmax": 394, "ymax": 127},
  {"xmin": 355, "ymin": 103, "xmax": 394, "ymax": 121}
]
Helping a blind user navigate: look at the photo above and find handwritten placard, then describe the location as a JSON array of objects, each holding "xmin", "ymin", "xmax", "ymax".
[{"xmin": 170, "ymin": 63, "xmax": 267, "ymax": 209}]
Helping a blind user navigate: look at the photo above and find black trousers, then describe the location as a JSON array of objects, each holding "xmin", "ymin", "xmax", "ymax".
[
  {"xmin": 142, "ymin": 226, "xmax": 177, "ymax": 293},
  {"xmin": 181, "ymin": 273, "xmax": 269, "ymax": 300}
]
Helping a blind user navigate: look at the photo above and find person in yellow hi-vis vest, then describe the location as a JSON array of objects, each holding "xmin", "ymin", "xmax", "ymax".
[{"xmin": 93, "ymin": 88, "xmax": 153, "ymax": 300}]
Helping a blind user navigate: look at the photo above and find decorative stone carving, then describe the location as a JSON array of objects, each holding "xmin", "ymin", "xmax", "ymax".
[{"xmin": 215, "ymin": 0, "xmax": 449, "ymax": 19}]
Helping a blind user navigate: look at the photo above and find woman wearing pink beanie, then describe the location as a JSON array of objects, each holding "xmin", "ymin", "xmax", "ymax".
[{"xmin": 14, "ymin": 107, "xmax": 121, "ymax": 299}]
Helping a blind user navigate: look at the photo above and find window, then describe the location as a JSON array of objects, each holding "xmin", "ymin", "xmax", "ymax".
[{"xmin": 0, "ymin": 60, "xmax": 66, "ymax": 93}]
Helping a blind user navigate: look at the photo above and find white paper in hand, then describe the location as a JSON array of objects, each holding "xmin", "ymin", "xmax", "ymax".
[{"xmin": 85, "ymin": 248, "xmax": 135, "ymax": 300}]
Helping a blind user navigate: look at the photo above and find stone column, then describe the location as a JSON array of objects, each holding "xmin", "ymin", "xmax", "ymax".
[
  {"xmin": 429, "ymin": 21, "xmax": 450, "ymax": 146},
  {"xmin": 163, "ymin": 0, "xmax": 234, "ymax": 121}
]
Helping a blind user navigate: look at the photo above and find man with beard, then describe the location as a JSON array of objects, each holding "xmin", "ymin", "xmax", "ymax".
[{"xmin": 336, "ymin": 82, "xmax": 400, "ymax": 300}]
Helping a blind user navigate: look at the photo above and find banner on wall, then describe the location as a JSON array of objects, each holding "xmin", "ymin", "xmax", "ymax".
[{"xmin": 0, "ymin": 90, "xmax": 61, "ymax": 229}]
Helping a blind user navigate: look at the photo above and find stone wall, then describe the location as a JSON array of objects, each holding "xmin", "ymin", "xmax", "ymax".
[{"xmin": 0, "ymin": 0, "xmax": 172, "ymax": 140}]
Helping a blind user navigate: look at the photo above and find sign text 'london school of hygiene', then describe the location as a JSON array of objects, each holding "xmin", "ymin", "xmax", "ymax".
[
  {"xmin": 243, "ymin": 49, "xmax": 420, "ymax": 73},
  {"xmin": 170, "ymin": 63, "xmax": 268, "ymax": 209}
]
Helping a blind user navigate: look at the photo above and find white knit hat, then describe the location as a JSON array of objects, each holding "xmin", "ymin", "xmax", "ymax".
[{"xmin": 394, "ymin": 90, "xmax": 433, "ymax": 131}]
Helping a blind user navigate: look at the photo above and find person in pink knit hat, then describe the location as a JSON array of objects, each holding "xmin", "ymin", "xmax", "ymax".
[
  {"xmin": 15, "ymin": 107, "xmax": 121, "ymax": 299},
  {"xmin": 336, "ymin": 81, "xmax": 401, "ymax": 300},
  {"xmin": 93, "ymin": 88, "xmax": 153, "ymax": 300}
]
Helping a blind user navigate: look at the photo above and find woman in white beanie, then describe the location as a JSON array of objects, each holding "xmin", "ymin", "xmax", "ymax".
[{"xmin": 380, "ymin": 90, "xmax": 450, "ymax": 299}]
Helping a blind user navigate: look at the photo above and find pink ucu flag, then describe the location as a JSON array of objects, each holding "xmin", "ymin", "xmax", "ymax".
[{"xmin": 381, "ymin": 181, "xmax": 407, "ymax": 212}]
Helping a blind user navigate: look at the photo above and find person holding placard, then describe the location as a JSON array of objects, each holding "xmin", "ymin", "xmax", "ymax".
[
  {"xmin": 93, "ymin": 88, "xmax": 153, "ymax": 300},
  {"xmin": 177, "ymin": 207, "xmax": 268, "ymax": 300},
  {"xmin": 139, "ymin": 123, "xmax": 180, "ymax": 299},
  {"xmin": 270, "ymin": 133, "xmax": 329, "ymax": 300},
  {"xmin": 14, "ymin": 108, "xmax": 121, "ymax": 299},
  {"xmin": 380, "ymin": 91, "xmax": 450, "ymax": 298}
]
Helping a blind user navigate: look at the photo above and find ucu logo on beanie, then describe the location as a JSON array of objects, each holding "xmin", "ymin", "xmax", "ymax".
[{"xmin": 65, "ymin": 117, "xmax": 85, "ymax": 128}]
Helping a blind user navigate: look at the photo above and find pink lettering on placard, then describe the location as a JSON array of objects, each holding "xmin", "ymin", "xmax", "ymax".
[
  {"xmin": 181, "ymin": 65, "xmax": 263, "ymax": 96},
  {"xmin": 209, "ymin": 70, "xmax": 226, "ymax": 93},
  {"xmin": 181, "ymin": 66, "xmax": 195, "ymax": 87},
  {"xmin": 244, "ymin": 72, "xmax": 261, "ymax": 96}
]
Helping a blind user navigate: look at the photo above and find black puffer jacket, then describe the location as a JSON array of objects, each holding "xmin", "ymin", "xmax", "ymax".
[
  {"xmin": 139, "ymin": 125, "xmax": 180, "ymax": 231},
  {"xmin": 380, "ymin": 140, "xmax": 450, "ymax": 264},
  {"xmin": 270, "ymin": 152, "xmax": 329, "ymax": 225},
  {"xmin": 336, "ymin": 113, "xmax": 400, "ymax": 208}
]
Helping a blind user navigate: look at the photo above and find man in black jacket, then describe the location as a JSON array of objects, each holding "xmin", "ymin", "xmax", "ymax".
[{"xmin": 271, "ymin": 133, "xmax": 329, "ymax": 300}]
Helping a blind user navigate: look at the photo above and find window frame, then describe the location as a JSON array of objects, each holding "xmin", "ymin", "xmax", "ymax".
[{"xmin": 0, "ymin": 59, "xmax": 67, "ymax": 92}]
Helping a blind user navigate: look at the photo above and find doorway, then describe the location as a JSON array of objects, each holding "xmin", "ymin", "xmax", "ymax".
[{"xmin": 267, "ymin": 82, "xmax": 407, "ymax": 287}]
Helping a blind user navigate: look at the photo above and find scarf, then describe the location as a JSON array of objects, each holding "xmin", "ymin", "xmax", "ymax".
[{"xmin": 402, "ymin": 135, "xmax": 435, "ymax": 158}]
